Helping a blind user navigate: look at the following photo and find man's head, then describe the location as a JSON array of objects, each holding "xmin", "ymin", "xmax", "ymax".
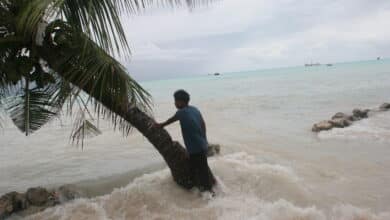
[{"xmin": 174, "ymin": 89, "xmax": 190, "ymax": 109}]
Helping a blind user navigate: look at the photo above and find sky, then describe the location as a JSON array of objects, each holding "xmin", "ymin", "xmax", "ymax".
[{"xmin": 120, "ymin": 0, "xmax": 390, "ymax": 81}]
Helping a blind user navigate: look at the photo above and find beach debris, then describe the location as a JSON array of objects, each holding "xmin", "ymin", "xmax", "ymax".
[
  {"xmin": 207, "ymin": 144, "xmax": 221, "ymax": 157},
  {"xmin": 379, "ymin": 103, "xmax": 390, "ymax": 111},
  {"xmin": 312, "ymin": 103, "xmax": 388, "ymax": 133}
]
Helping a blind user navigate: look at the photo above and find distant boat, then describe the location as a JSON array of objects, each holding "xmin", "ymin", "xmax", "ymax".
[
  {"xmin": 304, "ymin": 63, "xmax": 321, "ymax": 67},
  {"xmin": 214, "ymin": 72, "xmax": 221, "ymax": 76},
  {"xmin": 326, "ymin": 63, "xmax": 333, "ymax": 66},
  {"xmin": 377, "ymin": 57, "xmax": 381, "ymax": 60}
]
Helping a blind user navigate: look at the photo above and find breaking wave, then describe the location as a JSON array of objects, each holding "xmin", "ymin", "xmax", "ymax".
[{"xmin": 21, "ymin": 153, "xmax": 389, "ymax": 220}]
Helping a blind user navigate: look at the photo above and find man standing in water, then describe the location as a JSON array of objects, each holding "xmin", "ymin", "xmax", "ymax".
[{"xmin": 154, "ymin": 90, "xmax": 215, "ymax": 194}]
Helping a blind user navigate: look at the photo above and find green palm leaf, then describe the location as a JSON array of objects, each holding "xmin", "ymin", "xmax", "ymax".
[
  {"xmin": 6, "ymin": 79, "xmax": 53, "ymax": 134},
  {"xmin": 39, "ymin": 20, "xmax": 151, "ymax": 135},
  {"xmin": 16, "ymin": 0, "xmax": 216, "ymax": 56},
  {"xmin": 1, "ymin": 0, "xmax": 216, "ymax": 138},
  {"xmin": 0, "ymin": 88, "xmax": 4, "ymax": 128},
  {"xmin": 70, "ymin": 109, "xmax": 102, "ymax": 148},
  {"xmin": 3, "ymin": 73, "xmax": 72, "ymax": 135}
]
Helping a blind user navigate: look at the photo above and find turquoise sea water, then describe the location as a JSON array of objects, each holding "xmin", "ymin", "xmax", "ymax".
[
  {"xmin": 2, "ymin": 59, "xmax": 390, "ymax": 219},
  {"xmin": 145, "ymin": 59, "xmax": 390, "ymax": 148}
]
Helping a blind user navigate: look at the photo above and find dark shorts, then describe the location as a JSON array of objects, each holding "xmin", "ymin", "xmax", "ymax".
[{"xmin": 189, "ymin": 151, "xmax": 216, "ymax": 192}]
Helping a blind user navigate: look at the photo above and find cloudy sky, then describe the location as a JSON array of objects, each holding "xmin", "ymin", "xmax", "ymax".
[{"xmin": 120, "ymin": 0, "xmax": 390, "ymax": 81}]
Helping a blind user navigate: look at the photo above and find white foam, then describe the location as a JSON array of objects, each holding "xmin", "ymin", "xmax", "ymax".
[{"xmin": 22, "ymin": 153, "xmax": 389, "ymax": 220}]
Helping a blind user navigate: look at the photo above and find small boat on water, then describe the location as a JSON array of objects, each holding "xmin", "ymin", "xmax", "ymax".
[
  {"xmin": 326, "ymin": 63, "xmax": 333, "ymax": 66},
  {"xmin": 304, "ymin": 63, "xmax": 321, "ymax": 67},
  {"xmin": 214, "ymin": 72, "xmax": 221, "ymax": 76}
]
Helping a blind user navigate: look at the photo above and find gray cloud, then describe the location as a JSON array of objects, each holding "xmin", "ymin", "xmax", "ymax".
[{"xmin": 120, "ymin": 0, "xmax": 390, "ymax": 81}]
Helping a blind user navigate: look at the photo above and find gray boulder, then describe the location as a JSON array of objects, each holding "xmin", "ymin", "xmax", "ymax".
[
  {"xmin": 0, "ymin": 192, "xmax": 28, "ymax": 218},
  {"xmin": 331, "ymin": 112, "xmax": 355, "ymax": 121},
  {"xmin": 379, "ymin": 103, "xmax": 390, "ymax": 111},
  {"xmin": 26, "ymin": 187, "xmax": 50, "ymax": 206},
  {"xmin": 352, "ymin": 109, "xmax": 369, "ymax": 119},
  {"xmin": 329, "ymin": 118, "xmax": 352, "ymax": 128},
  {"xmin": 207, "ymin": 144, "xmax": 221, "ymax": 157},
  {"xmin": 312, "ymin": 120, "xmax": 333, "ymax": 132},
  {"xmin": 331, "ymin": 112, "xmax": 347, "ymax": 119},
  {"xmin": 0, "ymin": 185, "xmax": 82, "ymax": 218},
  {"xmin": 56, "ymin": 185, "xmax": 83, "ymax": 203}
]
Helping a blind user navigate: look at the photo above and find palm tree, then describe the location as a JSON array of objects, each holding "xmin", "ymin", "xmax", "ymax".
[{"xmin": 0, "ymin": 0, "xmax": 215, "ymax": 189}]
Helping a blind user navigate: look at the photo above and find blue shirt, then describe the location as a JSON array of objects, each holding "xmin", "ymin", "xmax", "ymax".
[{"xmin": 175, "ymin": 106, "xmax": 208, "ymax": 154}]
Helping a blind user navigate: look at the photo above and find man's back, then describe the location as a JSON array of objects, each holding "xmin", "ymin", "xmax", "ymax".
[
  {"xmin": 154, "ymin": 89, "xmax": 215, "ymax": 193},
  {"xmin": 175, "ymin": 106, "xmax": 208, "ymax": 154}
]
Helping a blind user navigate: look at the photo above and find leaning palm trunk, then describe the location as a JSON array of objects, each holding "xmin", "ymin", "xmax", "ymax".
[
  {"xmin": 38, "ymin": 20, "xmax": 215, "ymax": 189},
  {"xmin": 125, "ymin": 108, "xmax": 194, "ymax": 188}
]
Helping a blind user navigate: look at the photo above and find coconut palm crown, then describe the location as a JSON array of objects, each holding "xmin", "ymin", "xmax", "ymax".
[
  {"xmin": 0, "ymin": 0, "xmax": 216, "ymax": 189},
  {"xmin": 0, "ymin": 0, "xmax": 211, "ymax": 137}
]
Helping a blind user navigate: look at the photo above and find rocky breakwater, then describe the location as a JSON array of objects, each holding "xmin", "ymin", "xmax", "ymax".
[
  {"xmin": 0, "ymin": 185, "xmax": 83, "ymax": 219},
  {"xmin": 312, "ymin": 103, "xmax": 390, "ymax": 132},
  {"xmin": 0, "ymin": 144, "xmax": 222, "ymax": 218}
]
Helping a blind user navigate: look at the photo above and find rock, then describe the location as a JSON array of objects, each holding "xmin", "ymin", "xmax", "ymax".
[
  {"xmin": 0, "ymin": 185, "xmax": 81, "ymax": 218},
  {"xmin": 352, "ymin": 109, "xmax": 369, "ymax": 119},
  {"xmin": 207, "ymin": 144, "xmax": 221, "ymax": 157},
  {"xmin": 0, "ymin": 193, "xmax": 15, "ymax": 218},
  {"xmin": 331, "ymin": 112, "xmax": 355, "ymax": 121},
  {"xmin": 349, "ymin": 115, "xmax": 360, "ymax": 121},
  {"xmin": 379, "ymin": 103, "xmax": 390, "ymax": 111},
  {"xmin": 56, "ymin": 185, "xmax": 83, "ymax": 203},
  {"xmin": 312, "ymin": 120, "xmax": 333, "ymax": 132},
  {"xmin": 26, "ymin": 187, "xmax": 50, "ymax": 206},
  {"xmin": 0, "ymin": 192, "xmax": 28, "ymax": 218},
  {"xmin": 329, "ymin": 118, "xmax": 352, "ymax": 128},
  {"xmin": 332, "ymin": 112, "xmax": 347, "ymax": 119}
]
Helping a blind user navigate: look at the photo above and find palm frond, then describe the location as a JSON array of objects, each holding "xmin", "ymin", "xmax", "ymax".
[
  {"xmin": 1, "ymin": 0, "xmax": 216, "ymax": 138},
  {"xmin": 70, "ymin": 109, "xmax": 102, "ymax": 149},
  {"xmin": 59, "ymin": 0, "xmax": 130, "ymax": 56},
  {"xmin": 39, "ymin": 19, "xmax": 151, "ymax": 136},
  {"xmin": 0, "ymin": 91, "xmax": 4, "ymax": 129},
  {"xmin": 0, "ymin": 115, "xmax": 3, "ymax": 129},
  {"xmin": 15, "ymin": 0, "xmax": 217, "ymax": 57},
  {"xmin": 0, "ymin": 36, "xmax": 24, "ymax": 90},
  {"xmin": 17, "ymin": 0, "xmax": 130, "ymax": 56},
  {"xmin": 3, "ymin": 72, "xmax": 72, "ymax": 135},
  {"xmin": 5, "ymin": 78, "xmax": 52, "ymax": 134}
]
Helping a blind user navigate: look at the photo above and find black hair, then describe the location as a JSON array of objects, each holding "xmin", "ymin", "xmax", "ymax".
[{"xmin": 174, "ymin": 89, "xmax": 190, "ymax": 103}]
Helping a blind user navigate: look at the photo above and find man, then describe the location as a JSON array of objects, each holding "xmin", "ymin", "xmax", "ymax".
[{"xmin": 154, "ymin": 89, "xmax": 215, "ymax": 193}]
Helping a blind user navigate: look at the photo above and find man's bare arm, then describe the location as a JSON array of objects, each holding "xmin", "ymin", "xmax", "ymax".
[{"xmin": 154, "ymin": 115, "xmax": 178, "ymax": 128}]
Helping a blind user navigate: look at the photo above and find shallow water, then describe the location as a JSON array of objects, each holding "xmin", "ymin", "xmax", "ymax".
[
  {"xmin": 24, "ymin": 153, "xmax": 390, "ymax": 220},
  {"xmin": 1, "ymin": 60, "xmax": 390, "ymax": 219}
]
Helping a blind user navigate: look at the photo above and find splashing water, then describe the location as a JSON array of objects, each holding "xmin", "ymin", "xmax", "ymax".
[{"xmin": 23, "ymin": 153, "xmax": 389, "ymax": 220}]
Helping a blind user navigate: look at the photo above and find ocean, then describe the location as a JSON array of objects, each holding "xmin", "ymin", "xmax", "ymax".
[{"xmin": 1, "ymin": 60, "xmax": 390, "ymax": 219}]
